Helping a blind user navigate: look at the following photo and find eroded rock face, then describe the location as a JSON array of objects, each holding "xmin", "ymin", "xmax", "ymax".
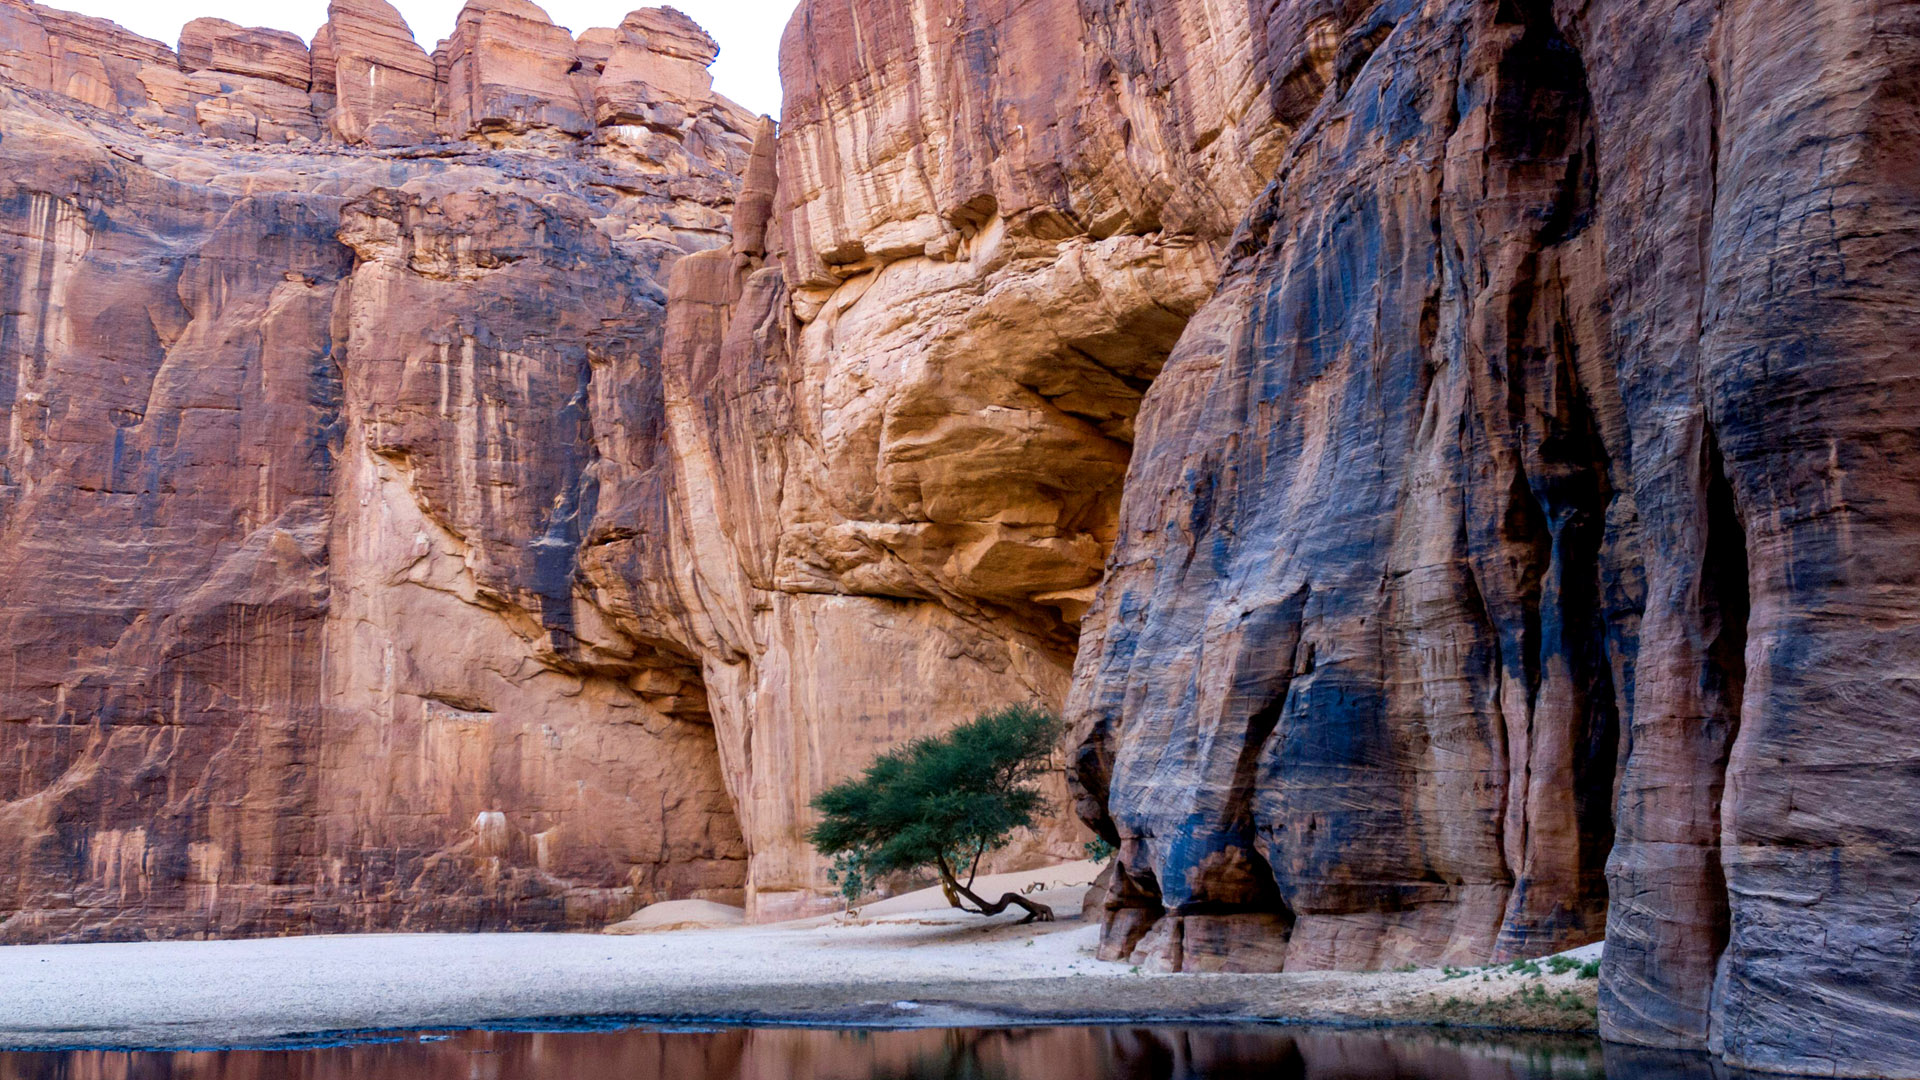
[
  {"xmin": 437, "ymin": 0, "xmax": 588, "ymax": 138},
  {"xmin": 0, "ymin": 0, "xmax": 753, "ymax": 149},
  {"xmin": 177, "ymin": 18, "xmax": 310, "ymax": 90},
  {"xmin": 617, "ymin": 0, "xmax": 1312, "ymax": 918},
  {"xmin": 318, "ymin": 0, "xmax": 435, "ymax": 144},
  {"xmin": 0, "ymin": 0, "xmax": 1915, "ymax": 1073},
  {"xmin": 0, "ymin": 0, "xmax": 757, "ymax": 939},
  {"xmin": 1075, "ymin": 0, "xmax": 1620, "ymax": 975},
  {"xmin": 594, "ymin": 8, "xmax": 715, "ymax": 128},
  {"xmin": 1067, "ymin": 0, "xmax": 1920, "ymax": 1074}
]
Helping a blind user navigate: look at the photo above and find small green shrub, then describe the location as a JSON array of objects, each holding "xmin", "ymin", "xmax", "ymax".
[{"xmin": 810, "ymin": 704, "xmax": 1063, "ymax": 921}]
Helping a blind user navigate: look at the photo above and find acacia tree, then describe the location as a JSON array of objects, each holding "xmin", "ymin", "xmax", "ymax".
[{"xmin": 809, "ymin": 704, "xmax": 1061, "ymax": 923}]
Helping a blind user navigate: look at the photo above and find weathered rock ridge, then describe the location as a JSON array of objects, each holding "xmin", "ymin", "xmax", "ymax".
[{"xmin": 0, "ymin": 0, "xmax": 1916, "ymax": 1075}]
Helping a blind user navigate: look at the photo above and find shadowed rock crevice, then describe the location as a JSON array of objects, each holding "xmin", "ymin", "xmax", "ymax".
[
  {"xmin": 1598, "ymin": 419, "xmax": 1746, "ymax": 1049},
  {"xmin": 1696, "ymin": 423, "xmax": 1746, "ymax": 969}
]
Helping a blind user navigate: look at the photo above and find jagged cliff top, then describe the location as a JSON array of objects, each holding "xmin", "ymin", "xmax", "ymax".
[{"xmin": 0, "ymin": 0, "xmax": 762, "ymax": 148}]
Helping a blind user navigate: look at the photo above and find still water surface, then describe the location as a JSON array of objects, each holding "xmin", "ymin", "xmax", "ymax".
[{"xmin": 0, "ymin": 1023, "xmax": 1723, "ymax": 1079}]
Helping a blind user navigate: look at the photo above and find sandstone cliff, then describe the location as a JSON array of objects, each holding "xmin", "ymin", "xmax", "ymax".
[
  {"xmin": 641, "ymin": 0, "xmax": 1294, "ymax": 919},
  {"xmin": 1062, "ymin": 0, "xmax": 1920, "ymax": 1075},
  {"xmin": 0, "ymin": 0, "xmax": 1916, "ymax": 1075},
  {"xmin": 0, "ymin": 0, "xmax": 760, "ymax": 937}
]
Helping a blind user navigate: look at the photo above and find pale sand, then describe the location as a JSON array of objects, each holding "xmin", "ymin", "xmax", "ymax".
[
  {"xmin": 602, "ymin": 899, "xmax": 748, "ymax": 935},
  {"xmin": 0, "ymin": 863, "xmax": 1606, "ymax": 1050}
]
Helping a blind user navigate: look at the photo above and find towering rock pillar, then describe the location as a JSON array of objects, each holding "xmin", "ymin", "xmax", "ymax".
[{"xmin": 316, "ymin": 0, "xmax": 436, "ymax": 145}]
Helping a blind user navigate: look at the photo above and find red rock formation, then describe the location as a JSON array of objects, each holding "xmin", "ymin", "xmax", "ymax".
[
  {"xmin": 594, "ymin": 8, "xmax": 716, "ymax": 128},
  {"xmin": 626, "ymin": 0, "xmax": 1305, "ymax": 919},
  {"xmin": 437, "ymin": 0, "xmax": 588, "ymax": 138},
  {"xmin": 177, "ymin": 18, "xmax": 310, "ymax": 89},
  {"xmin": 318, "ymin": 0, "xmax": 435, "ymax": 144},
  {"xmin": 0, "ymin": 0, "xmax": 1916, "ymax": 1074},
  {"xmin": 0, "ymin": 0, "xmax": 757, "ymax": 939},
  {"xmin": 0, "ymin": 0, "xmax": 170, "ymax": 109},
  {"xmin": 1063, "ymin": 0, "xmax": 1920, "ymax": 1074}
]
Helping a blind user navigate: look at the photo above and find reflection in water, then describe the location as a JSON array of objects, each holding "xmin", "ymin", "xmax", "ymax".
[{"xmin": 0, "ymin": 1024, "xmax": 1734, "ymax": 1080}]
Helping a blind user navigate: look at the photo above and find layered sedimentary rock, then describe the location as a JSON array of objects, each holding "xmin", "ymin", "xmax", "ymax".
[
  {"xmin": 594, "ymin": 8, "xmax": 715, "ymax": 127},
  {"xmin": 0, "ymin": 0, "xmax": 758, "ymax": 938},
  {"xmin": 437, "ymin": 0, "xmax": 588, "ymax": 138},
  {"xmin": 314, "ymin": 0, "xmax": 434, "ymax": 144},
  {"xmin": 1, "ymin": 0, "xmax": 1916, "ymax": 1073},
  {"xmin": 176, "ymin": 18, "xmax": 310, "ymax": 89},
  {"xmin": 0, "ymin": 0, "xmax": 755, "ymax": 148},
  {"xmin": 626, "ymin": 0, "xmax": 1310, "ymax": 918},
  {"xmin": 1066, "ymin": 0, "xmax": 1920, "ymax": 1075}
]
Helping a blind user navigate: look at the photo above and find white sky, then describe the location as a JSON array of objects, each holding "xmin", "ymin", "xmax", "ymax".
[{"xmin": 59, "ymin": 0, "xmax": 798, "ymax": 116}]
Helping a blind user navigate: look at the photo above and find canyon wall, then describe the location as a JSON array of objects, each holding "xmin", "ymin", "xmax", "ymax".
[
  {"xmin": 653, "ymin": 0, "xmax": 1295, "ymax": 918},
  {"xmin": 1064, "ymin": 0, "xmax": 1920, "ymax": 1075},
  {"xmin": 0, "ymin": 0, "xmax": 1916, "ymax": 1074},
  {"xmin": 0, "ymin": 0, "xmax": 760, "ymax": 937},
  {"xmin": 0, "ymin": 0, "xmax": 1109, "ymax": 936}
]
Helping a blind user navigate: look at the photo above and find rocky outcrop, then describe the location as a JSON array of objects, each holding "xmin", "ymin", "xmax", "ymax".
[
  {"xmin": 437, "ymin": 0, "xmax": 588, "ymax": 138},
  {"xmin": 1065, "ymin": 0, "xmax": 1920, "ymax": 1075},
  {"xmin": 0, "ymin": 0, "xmax": 754, "ymax": 148},
  {"xmin": 0, "ymin": 0, "xmax": 757, "ymax": 939},
  {"xmin": 176, "ymin": 18, "xmax": 310, "ymax": 89},
  {"xmin": 315, "ymin": 0, "xmax": 434, "ymax": 144},
  {"xmin": 594, "ymin": 8, "xmax": 716, "ymax": 128},
  {"xmin": 0, "ymin": 0, "xmax": 171, "ymax": 109}
]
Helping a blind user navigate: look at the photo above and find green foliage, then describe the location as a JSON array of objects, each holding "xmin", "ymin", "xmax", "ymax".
[
  {"xmin": 1537, "ymin": 954, "xmax": 1601, "ymax": 979},
  {"xmin": 1515, "ymin": 982, "xmax": 1594, "ymax": 1014},
  {"xmin": 809, "ymin": 704, "xmax": 1062, "ymax": 905},
  {"xmin": 1082, "ymin": 836, "xmax": 1117, "ymax": 863}
]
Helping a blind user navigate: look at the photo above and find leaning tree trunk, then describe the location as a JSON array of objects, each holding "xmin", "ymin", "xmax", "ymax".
[{"xmin": 936, "ymin": 857, "xmax": 1054, "ymax": 923}]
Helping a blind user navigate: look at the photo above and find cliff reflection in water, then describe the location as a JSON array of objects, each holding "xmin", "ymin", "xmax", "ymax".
[{"xmin": 0, "ymin": 1024, "xmax": 1742, "ymax": 1080}]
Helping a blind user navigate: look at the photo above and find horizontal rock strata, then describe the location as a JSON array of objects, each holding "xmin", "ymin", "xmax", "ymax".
[{"xmin": 0, "ymin": 0, "xmax": 758, "ymax": 146}]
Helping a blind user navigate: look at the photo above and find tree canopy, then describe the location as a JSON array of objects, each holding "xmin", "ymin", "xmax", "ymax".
[{"xmin": 809, "ymin": 703, "xmax": 1062, "ymax": 921}]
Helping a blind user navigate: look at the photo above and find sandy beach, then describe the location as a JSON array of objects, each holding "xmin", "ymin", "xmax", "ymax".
[{"xmin": 0, "ymin": 864, "xmax": 1606, "ymax": 1050}]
